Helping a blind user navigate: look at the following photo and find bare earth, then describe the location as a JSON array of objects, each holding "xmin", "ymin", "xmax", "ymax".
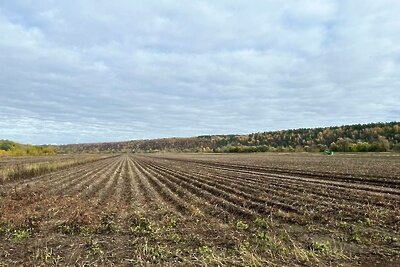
[{"xmin": 0, "ymin": 153, "xmax": 399, "ymax": 266}]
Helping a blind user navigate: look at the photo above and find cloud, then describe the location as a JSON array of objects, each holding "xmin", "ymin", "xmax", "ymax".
[{"xmin": 0, "ymin": 0, "xmax": 399, "ymax": 144}]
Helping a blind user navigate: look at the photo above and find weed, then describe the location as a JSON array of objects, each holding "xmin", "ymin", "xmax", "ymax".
[
  {"xmin": 355, "ymin": 215, "xmax": 373, "ymax": 226},
  {"xmin": 5, "ymin": 217, "xmax": 39, "ymax": 241},
  {"xmin": 0, "ymin": 220, "xmax": 35, "ymax": 241},
  {"xmin": 255, "ymin": 230, "xmax": 268, "ymax": 240},
  {"xmin": 254, "ymin": 217, "xmax": 269, "ymax": 229},
  {"xmin": 169, "ymin": 233, "xmax": 181, "ymax": 243},
  {"xmin": 237, "ymin": 241, "xmax": 263, "ymax": 266},
  {"xmin": 167, "ymin": 217, "xmax": 178, "ymax": 228},
  {"xmin": 197, "ymin": 245, "xmax": 223, "ymax": 265},
  {"xmin": 307, "ymin": 241, "xmax": 331, "ymax": 254},
  {"xmin": 0, "ymin": 222, "xmax": 12, "ymax": 237},
  {"xmin": 381, "ymin": 234, "xmax": 398, "ymax": 244},
  {"xmin": 58, "ymin": 223, "xmax": 91, "ymax": 235},
  {"xmin": 59, "ymin": 224, "xmax": 76, "ymax": 235},
  {"xmin": 85, "ymin": 239, "xmax": 104, "ymax": 256},
  {"xmin": 148, "ymin": 245, "xmax": 169, "ymax": 260},
  {"xmin": 130, "ymin": 238, "xmax": 171, "ymax": 262},
  {"xmin": 198, "ymin": 245, "xmax": 212, "ymax": 256},
  {"xmin": 347, "ymin": 228, "xmax": 362, "ymax": 244},
  {"xmin": 97, "ymin": 213, "xmax": 117, "ymax": 234},
  {"xmin": 22, "ymin": 216, "xmax": 40, "ymax": 234},
  {"xmin": 306, "ymin": 239, "xmax": 348, "ymax": 260},
  {"xmin": 254, "ymin": 232, "xmax": 288, "ymax": 256},
  {"xmin": 12, "ymin": 229, "xmax": 31, "ymax": 241},
  {"xmin": 33, "ymin": 247, "xmax": 63, "ymax": 265},
  {"xmin": 236, "ymin": 220, "xmax": 249, "ymax": 231},
  {"xmin": 130, "ymin": 216, "xmax": 153, "ymax": 236},
  {"xmin": 336, "ymin": 221, "xmax": 348, "ymax": 229},
  {"xmin": 337, "ymin": 223, "xmax": 363, "ymax": 244}
]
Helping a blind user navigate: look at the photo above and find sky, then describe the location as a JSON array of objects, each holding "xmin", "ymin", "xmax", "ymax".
[{"xmin": 1, "ymin": 0, "xmax": 399, "ymax": 145}]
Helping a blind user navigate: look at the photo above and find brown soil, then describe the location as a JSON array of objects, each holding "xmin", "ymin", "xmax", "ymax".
[{"xmin": 0, "ymin": 153, "xmax": 399, "ymax": 266}]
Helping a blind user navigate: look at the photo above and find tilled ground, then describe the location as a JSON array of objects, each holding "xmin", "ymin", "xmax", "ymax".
[{"xmin": 0, "ymin": 153, "xmax": 399, "ymax": 266}]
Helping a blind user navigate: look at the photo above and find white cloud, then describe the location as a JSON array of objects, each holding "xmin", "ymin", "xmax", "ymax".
[{"xmin": 0, "ymin": 0, "xmax": 399, "ymax": 144}]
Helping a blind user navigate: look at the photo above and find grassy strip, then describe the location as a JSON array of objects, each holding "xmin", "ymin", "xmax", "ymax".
[{"xmin": 0, "ymin": 155, "xmax": 118, "ymax": 183}]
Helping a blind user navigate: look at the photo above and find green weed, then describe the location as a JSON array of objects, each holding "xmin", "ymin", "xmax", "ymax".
[
  {"xmin": 12, "ymin": 229, "xmax": 31, "ymax": 241},
  {"xmin": 58, "ymin": 223, "xmax": 91, "ymax": 235},
  {"xmin": 198, "ymin": 245, "xmax": 212, "ymax": 256},
  {"xmin": 130, "ymin": 216, "xmax": 153, "ymax": 236},
  {"xmin": 307, "ymin": 241, "xmax": 331, "ymax": 254},
  {"xmin": 254, "ymin": 217, "xmax": 269, "ymax": 229},
  {"xmin": 347, "ymin": 228, "xmax": 362, "ymax": 244},
  {"xmin": 236, "ymin": 220, "xmax": 249, "ymax": 231}
]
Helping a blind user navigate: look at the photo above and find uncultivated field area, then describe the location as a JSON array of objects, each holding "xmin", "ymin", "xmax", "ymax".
[{"xmin": 0, "ymin": 153, "xmax": 399, "ymax": 266}]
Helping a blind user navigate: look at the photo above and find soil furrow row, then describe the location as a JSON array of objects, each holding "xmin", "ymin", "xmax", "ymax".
[
  {"xmin": 48, "ymin": 157, "xmax": 119, "ymax": 196},
  {"xmin": 76, "ymin": 158, "xmax": 124, "ymax": 199},
  {"xmin": 135, "ymin": 158, "xmax": 259, "ymax": 220}
]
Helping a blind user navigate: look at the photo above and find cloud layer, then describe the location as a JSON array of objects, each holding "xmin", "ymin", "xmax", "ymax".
[{"xmin": 1, "ymin": 0, "xmax": 399, "ymax": 144}]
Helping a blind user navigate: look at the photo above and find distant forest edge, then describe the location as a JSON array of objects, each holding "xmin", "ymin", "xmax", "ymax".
[
  {"xmin": 58, "ymin": 122, "xmax": 400, "ymax": 154},
  {"xmin": 0, "ymin": 140, "xmax": 57, "ymax": 156}
]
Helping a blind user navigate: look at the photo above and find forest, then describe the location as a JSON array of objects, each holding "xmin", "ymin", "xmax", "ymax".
[{"xmin": 58, "ymin": 122, "xmax": 400, "ymax": 153}]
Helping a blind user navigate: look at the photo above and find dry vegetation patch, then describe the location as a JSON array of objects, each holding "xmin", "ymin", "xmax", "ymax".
[{"xmin": 0, "ymin": 154, "xmax": 116, "ymax": 183}]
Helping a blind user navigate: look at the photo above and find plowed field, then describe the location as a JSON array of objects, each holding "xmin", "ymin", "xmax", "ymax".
[{"xmin": 0, "ymin": 153, "xmax": 399, "ymax": 266}]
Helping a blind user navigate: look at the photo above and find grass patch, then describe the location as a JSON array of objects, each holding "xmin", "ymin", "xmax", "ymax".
[
  {"xmin": 0, "ymin": 155, "xmax": 114, "ymax": 183},
  {"xmin": 0, "ymin": 216, "xmax": 40, "ymax": 241}
]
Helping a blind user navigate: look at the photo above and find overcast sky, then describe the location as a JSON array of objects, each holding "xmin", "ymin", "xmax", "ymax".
[{"xmin": 1, "ymin": 1, "xmax": 399, "ymax": 144}]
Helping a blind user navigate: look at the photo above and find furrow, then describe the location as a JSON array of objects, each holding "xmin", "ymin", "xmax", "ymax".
[
  {"xmin": 133, "ymin": 158, "xmax": 196, "ymax": 216},
  {"xmin": 135, "ymin": 157, "xmax": 258, "ymax": 220},
  {"xmin": 48, "ymin": 157, "xmax": 119, "ymax": 196},
  {"xmin": 131, "ymin": 158, "xmax": 185, "ymax": 217},
  {"xmin": 93, "ymin": 158, "xmax": 125, "ymax": 203},
  {"xmin": 76, "ymin": 157, "xmax": 123, "ymax": 199}
]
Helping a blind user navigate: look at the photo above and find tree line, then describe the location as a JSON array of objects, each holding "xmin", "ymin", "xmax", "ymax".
[
  {"xmin": 58, "ymin": 122, "xmax": 400, "ymax": 153},
  {"xmin": 0, "ymin": 140, "xmax": 57, "ymax": 156}
]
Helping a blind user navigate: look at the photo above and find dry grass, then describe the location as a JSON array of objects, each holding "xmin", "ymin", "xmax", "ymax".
[{"xmin": 0, "ymin": 154, "xmax": 116, "ymax": 183}]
